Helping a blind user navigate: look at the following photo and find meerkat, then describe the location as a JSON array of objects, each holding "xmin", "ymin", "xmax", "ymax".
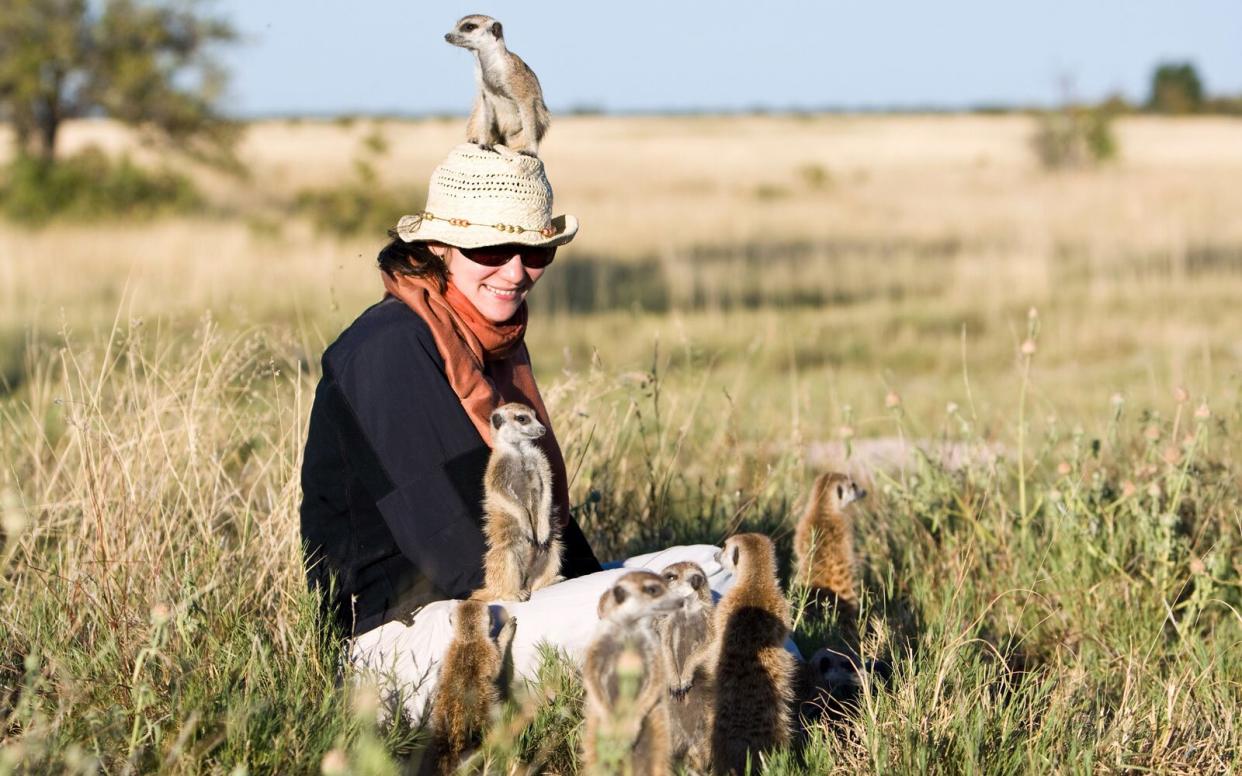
[
  {"xmin": 472, "ymin": 403, "xmax": 562, "ymax": 602},
  {"xmin": 445, "ymin": 14, "xmax": 550, "ymax": 157},
  {"xmin": 793, "ymin": 472, "xmax": 867, "ymax": 631},
  {"xmin": 711, "ymin": 533, "xmax": 797, "ymax": 776},
  {"xmin": 426, "ymin": 601, "xmax": 517, "ymax": 776},
  {"xmin": 799, "ymin": 646, "xmax": 892, "ymax": 726},
  {"xmin": 583, "ymin": 571, "xmax": 683, "ymax": 776},
  {"xmin": 655, "ymin": 561, "xmax": 716, "ymax": 771}
]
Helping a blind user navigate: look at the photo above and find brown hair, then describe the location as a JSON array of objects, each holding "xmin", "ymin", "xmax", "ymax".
[{"xmin": 377, "ymin": 230, "xmax": 450, "ymax": 291}]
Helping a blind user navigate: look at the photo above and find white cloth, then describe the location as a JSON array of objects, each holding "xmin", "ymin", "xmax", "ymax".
[{"xmin": 349, "ymin": 544, "xmax": 801, "ymax": 722}]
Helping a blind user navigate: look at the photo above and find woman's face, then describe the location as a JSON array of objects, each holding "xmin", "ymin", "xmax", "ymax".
[{"xmin": 432, "ymin": 243, "xmax": 550, "ymax": 323}]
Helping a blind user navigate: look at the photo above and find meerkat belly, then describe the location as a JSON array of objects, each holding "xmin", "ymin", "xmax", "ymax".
[{"xmin": 670, "ymin": 613, "xmax": 711, "ymax": 670}]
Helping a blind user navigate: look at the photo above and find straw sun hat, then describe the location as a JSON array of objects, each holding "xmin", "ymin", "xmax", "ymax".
[{"xmin": 394, "ymin": 143, "xmax": 579, "ymax": 249}]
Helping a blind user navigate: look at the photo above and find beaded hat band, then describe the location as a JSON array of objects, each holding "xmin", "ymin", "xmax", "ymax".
[{"xmin": 394, "ymin": 143, "xmax": 579, "ymax": 249}]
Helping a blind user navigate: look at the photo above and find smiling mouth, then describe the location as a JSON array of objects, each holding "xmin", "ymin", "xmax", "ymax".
[{"xmin": 483, "ymin": 284, "xmax": 524, "ymax": 301}]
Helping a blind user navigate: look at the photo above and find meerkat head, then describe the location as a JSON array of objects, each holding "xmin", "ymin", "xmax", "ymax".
[
  {"xmin": 813, "ymin": 472, "xmax": 867, "ymax": 513},
  {"xmin": 598, "ymin": 571, "xmax": 682, "ymax": 624},
  {"xmin": 449, "ymin": 599, "xmax": 491, "ymax": 639},
  {"xmin": 718, "ymin": 533, "xmax": 777, "ymax": 578},
  {"xmin": 811, "ymin": 646, "xmax": 860, "ymax": 684},
  {"xmin": 660, "ymin": 561, "xmax": 712, "ymax": 607},
  {"xmin": 445, "ymin": 14, "xmax": 504, "ymax": 50},
  {"xmin": 490, "ymin": 402, "xmax": 546, "ymax": 447}
]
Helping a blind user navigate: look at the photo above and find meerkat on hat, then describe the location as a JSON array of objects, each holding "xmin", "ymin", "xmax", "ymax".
[
  {"xmin": 445, "ymin": 14, "xmax": 550, "ymax": 157},
  {"xmin": 471, "ymin": 403, "xmax": 562, "ymax": 602}
]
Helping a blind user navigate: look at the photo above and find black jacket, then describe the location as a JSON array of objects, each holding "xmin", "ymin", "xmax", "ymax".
[{"xmin": 300, "ymin": 297, "xmax": 601, "ymax": 636}]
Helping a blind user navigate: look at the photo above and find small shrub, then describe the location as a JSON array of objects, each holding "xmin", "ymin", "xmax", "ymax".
[
  {"xmin": 1031, "ymin": 106, "xmax": 1119, "ymax": 170},
  {"xmin": 360, "ymin": 128, "xmax": 389, "ymax": 157},
  {"xmin": 753, "ymin": 183, "xmax": 792, "ymax": 201},
  {"xmin": 294, "ymin": 162, "xmax": 423, "ymax": 238},
  {"xmin": 798, "ymin": 163, "xmax": 833, "ymax": 190},
  {"xmin": 0, "ymin": 148, "xmax": 202, "ymax": 224},
  {"xmin": 295, "ymin": 136, "xmax": 423, "ymax": 238}
]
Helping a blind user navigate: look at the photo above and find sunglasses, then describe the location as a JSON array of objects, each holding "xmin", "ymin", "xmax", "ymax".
[{"xmin": 458, "ymin": 244, "xmax": 557, "ymax": 269}]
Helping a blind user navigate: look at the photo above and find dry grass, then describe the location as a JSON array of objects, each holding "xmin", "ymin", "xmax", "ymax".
[{"xmin": 1, "ymin": 115, "xmax": 1240, "ymax": 774}]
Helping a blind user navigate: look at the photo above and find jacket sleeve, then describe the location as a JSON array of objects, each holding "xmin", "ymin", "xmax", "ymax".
[{"xmin": 324, "ymin": 311, "xmax": 490, "ymax": 599}]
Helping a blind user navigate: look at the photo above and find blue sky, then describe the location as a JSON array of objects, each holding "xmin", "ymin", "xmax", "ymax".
[{"xmin": 219, "ymin": 1, "xmax": 1242, "ymax": 116}]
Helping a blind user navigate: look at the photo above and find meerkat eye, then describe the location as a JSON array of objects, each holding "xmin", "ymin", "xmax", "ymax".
[
  {"xmin": 516, "ymin": 415, "xmax": 530, "ymax": 425},
  {"xmin": 663, "ymin": 572, "xmax": 676, "ymax": 582},
  {"xmin": 612, "ymin": 586, "xmax": 627, "ymax": 605},
  {"xmin": 643, "ymin": 584, "xmax": 662, "ymax": 596},
  {"xmin": 837, "ymin": 485, "xmax": 844, "ymax": 499},
  {"xmin": 690, "ymin": 574, "xmax": 705, "ymax": 590},
  {"xmin": 460, "ymin": 22, "xmax": 476, "ymax": 32}
]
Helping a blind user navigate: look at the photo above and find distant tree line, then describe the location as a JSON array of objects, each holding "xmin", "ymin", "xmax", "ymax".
[{"xmin": 1058, "ymin": 61, "xmax": 1239, "ymax": 117}]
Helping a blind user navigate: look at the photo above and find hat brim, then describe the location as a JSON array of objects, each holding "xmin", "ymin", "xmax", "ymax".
[{"xmin": 395, "ymin": 213, "xmax": 578, "ymax": 249}]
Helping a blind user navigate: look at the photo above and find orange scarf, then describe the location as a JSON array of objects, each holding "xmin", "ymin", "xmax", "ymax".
[{"xmin": 381, "ymin": 272, "xmax": 572, "ymax": 528}]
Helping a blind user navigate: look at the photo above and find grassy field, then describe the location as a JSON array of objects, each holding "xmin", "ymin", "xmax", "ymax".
[{"xmin": 1, "ymin": 115, "xmax": 1240, "ymax": 774}]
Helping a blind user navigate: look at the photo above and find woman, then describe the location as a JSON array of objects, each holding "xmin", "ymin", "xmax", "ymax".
[{"xmin": 300, "ymin": 144, "xmax": 741, "ymax": 719}]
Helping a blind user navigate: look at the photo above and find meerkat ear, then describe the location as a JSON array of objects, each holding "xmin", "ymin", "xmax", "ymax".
[
  {"xmin": 491, "ymin": 412, "xmax": 504, "ymax": 430},
  {"xmin": 491, "ymin": 20, "xmax": 503, "ymax": 38},
  {"xmin": 612, "ymin": 586, "xmax": 628, "ymax": 605},
  {"xmin": 730, "ymin": 545, "xmax": 740, "ymax": 567}
]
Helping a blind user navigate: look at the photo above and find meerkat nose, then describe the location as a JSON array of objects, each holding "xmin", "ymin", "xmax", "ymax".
[{"xmin": 444, "ymin": 33, "xmax": 453, "ymax": 42}]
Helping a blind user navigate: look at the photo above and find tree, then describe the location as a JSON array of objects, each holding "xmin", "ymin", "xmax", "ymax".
[
  {"xmin": 1148, "ymin": 62, "xmax": 1204, "ymax": 114},
  {"xmin": 0, "ymin": 0, "xmax": 236, "ymax": 162}
]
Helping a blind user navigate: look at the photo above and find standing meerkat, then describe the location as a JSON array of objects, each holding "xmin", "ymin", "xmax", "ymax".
[
  {"xmin": 583, "ymin": 571, "xmax": 682, "ymax": 776},
  {"xmin": 472, "ymin": 403, "xmax": 562, "ymax": 602},
  {"xmin": 655, "ymin": 561, "xmax": 716, "ymax": 771},
  {"xmin": 793, "ymin": 472, "xmax": 867, "ymax": 629},
  {"xmin": 426, "ymin": 601, "xmax": 517, "ymax": 776},
  {"xmin": 445, "ymin": 14, "xmax": 550, "ymax": 157},
  {"xmin": 711, "ymin": 533, "xmax": 797, "ymax": 776}
]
